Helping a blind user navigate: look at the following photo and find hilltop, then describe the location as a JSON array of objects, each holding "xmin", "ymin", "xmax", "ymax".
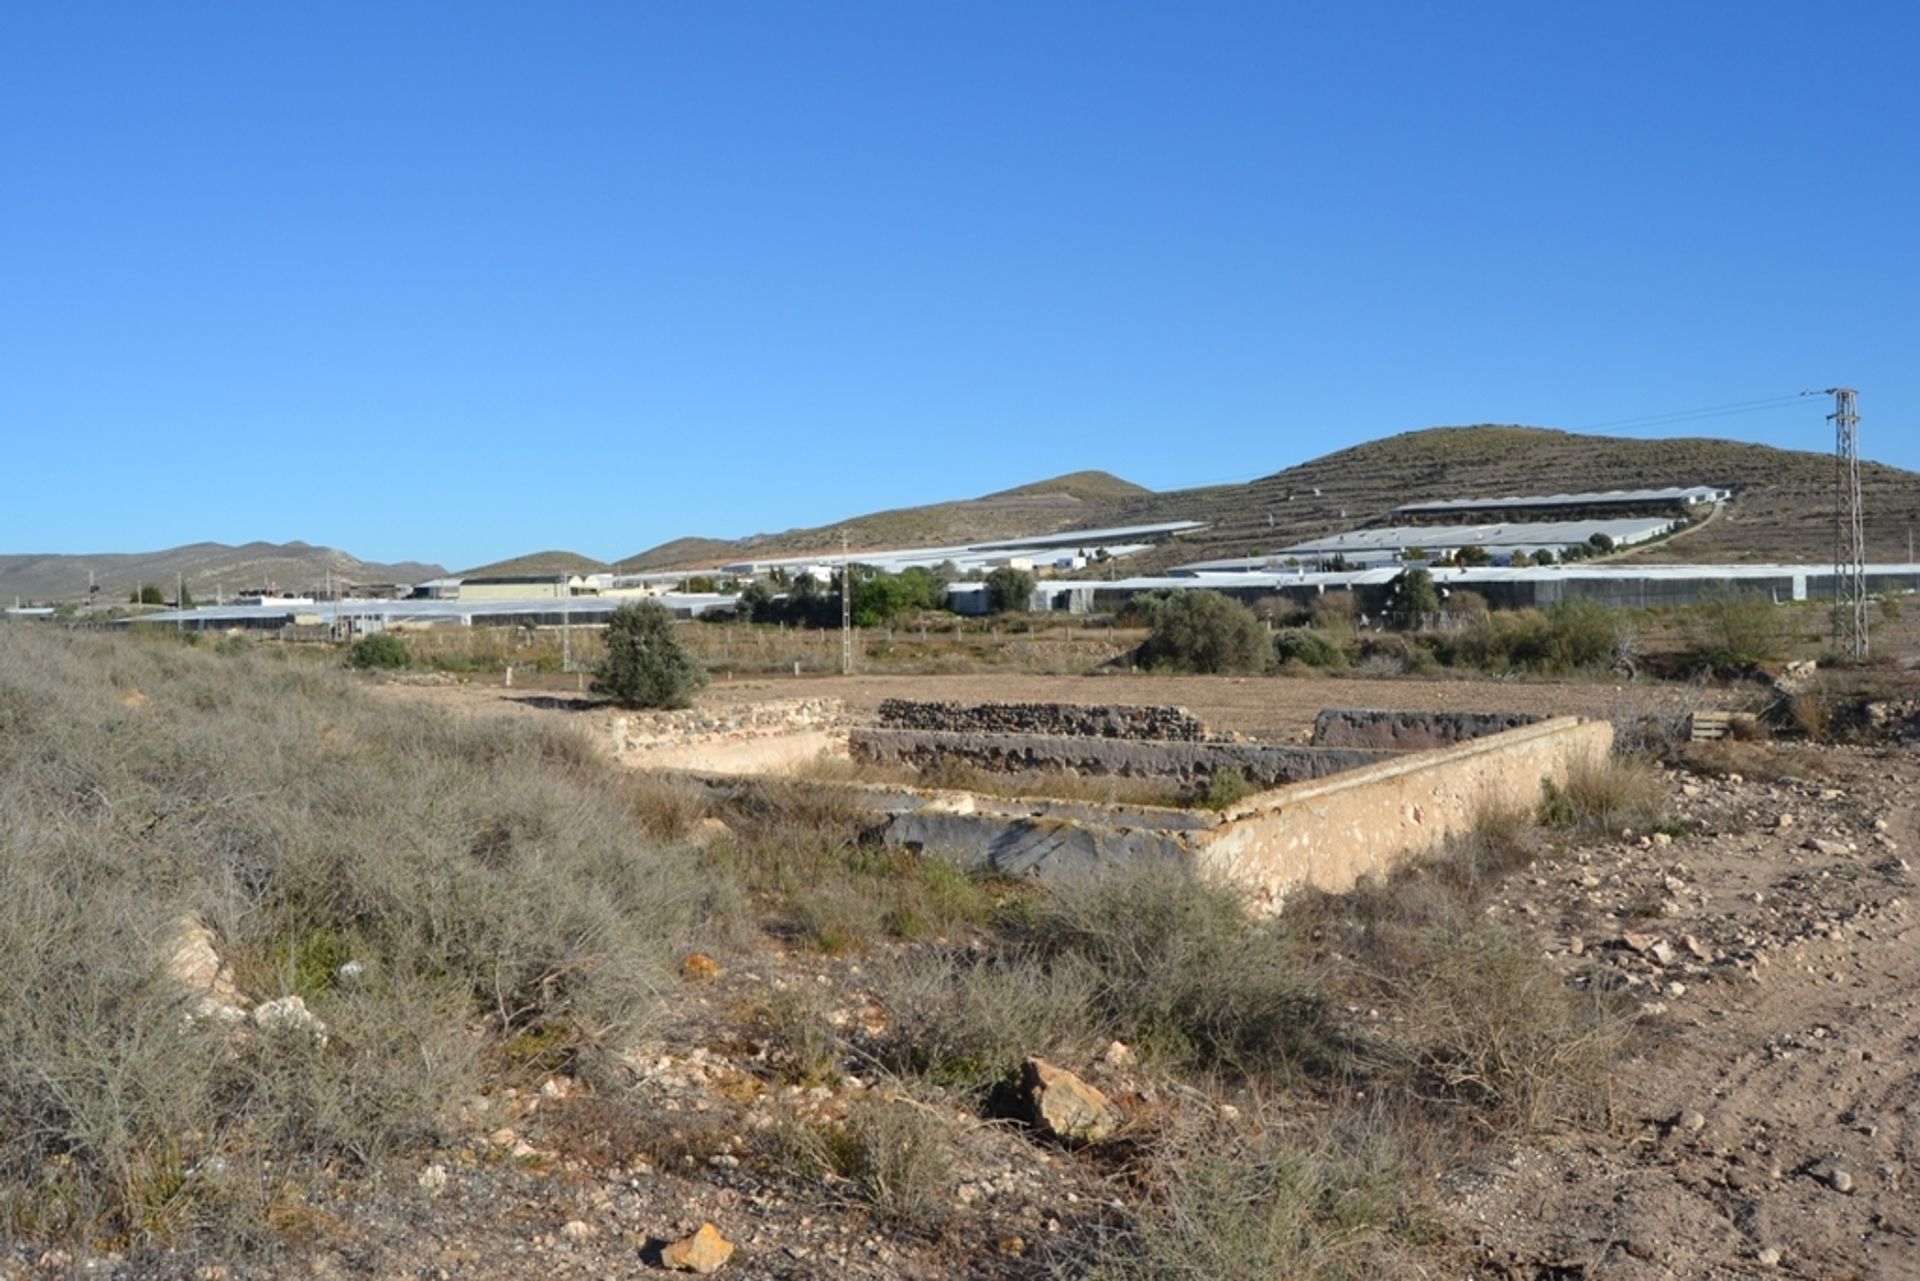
[
  {"xmin": 611, "ymin": 428, "xmax": 1920, "ymax": 573},
  {"xmin": 0, "ymin": 542, "xmax": 446, "ymax": 605},
  {"xmin": 458, "ymin": 550, "xmax": 612, "ymax": 578},
  {"xmin": 615, "ymin": 469, "xmax": 1156, "ymax": 571}
]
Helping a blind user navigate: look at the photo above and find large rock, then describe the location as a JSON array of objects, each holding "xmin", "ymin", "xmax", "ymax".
[
  {"xmin": 165, "ymin": 917, "xmax": 248, "ymax": 1024},
  {"xmin": 662, "ymin": 1222, "xmax": 735, "ymax": 1273},
  {"xmin": 1021, "ymin": 1057, "xmax": 1121, "ymax": 1144},
  {"xmin": 252, "ymin": 994, "xmax": 329, "ymax": 1046}
]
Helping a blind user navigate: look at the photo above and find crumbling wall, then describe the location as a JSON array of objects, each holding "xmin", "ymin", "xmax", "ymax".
[
  {"xmin": 1310, "ymin": 708, "xmax": 1544, "ymax": 751},
  {"xmin": 877, "ymin": 699, "xmax": 1208, "ymax": 741},
  {"xmin": 851, "ymin": 727, "xmax": 1385, "ymax": 789}
]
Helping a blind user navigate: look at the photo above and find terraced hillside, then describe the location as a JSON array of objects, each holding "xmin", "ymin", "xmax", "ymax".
[
  {"xmin": 1102, "ymin": 426, "xmax": 1920, "ymax": 571},
  {"xmin": 624, "ymin": 428, "xmax": 1920, "ymax": 573}
]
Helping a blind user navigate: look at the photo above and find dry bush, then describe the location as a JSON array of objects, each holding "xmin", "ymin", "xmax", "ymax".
[
  {"xmin": 1789, "ymin": 693, "xmax": 1833, "ymax": 742},
  {"xmin": 0, "ymin": 627, "xmax": 705, "ymax": 1249},
  {"xmin": 1061, "ymin": 1107, "xmax": 1425, "ymax": 1281},
  {"xmin": 879, "ymin": 949, "xmax": 1101, "ymax": 1092},
  {"xmin": 784, "ymin": 1097, "xmax": 961, "ymax": 1237},
  {"xmin": 1538, "ymin": 752, "xmax": 1669, "ymax": 836},
  {"xmin": 1389, "ymin": 931, "xmax": 1624, "ymax": 1135},
  {"xmin": 1678, "ymin": 738, "xmax": 1833, "ymax": 783}
]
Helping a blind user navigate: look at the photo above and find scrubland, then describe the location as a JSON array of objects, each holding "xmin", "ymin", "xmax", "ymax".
[{"xmin": 0, "ymin": 624, "xmax": 1707, "ymax": 1277}]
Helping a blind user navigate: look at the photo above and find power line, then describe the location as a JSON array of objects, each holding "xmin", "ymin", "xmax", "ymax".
[{"xmin": 1568, "ymin": 392, "xmax": 1813, "ymax": 433}]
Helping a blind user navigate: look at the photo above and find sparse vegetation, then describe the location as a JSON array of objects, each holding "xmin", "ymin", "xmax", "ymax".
[{"xmin": 1681, "ymin": 587, "xmax": 1789, "ymax": 669}]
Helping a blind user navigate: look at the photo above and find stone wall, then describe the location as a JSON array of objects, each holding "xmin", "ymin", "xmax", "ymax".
[
  {"xmin": 876, "ymin": 699, "xmax": 1209, "ymax": 741},
  {"xmin": 851, "ymin": 727, "xmax": 1387, "ymax": 790},
  {"xmin": 1310, "ymin": 708, "xmax": 1544, "ymax": 751}
]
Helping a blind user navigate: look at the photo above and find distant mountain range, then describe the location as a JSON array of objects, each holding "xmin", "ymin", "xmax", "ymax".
[
  {"xmin": 0, "ymin": 542, "xmax": 446, "ymax": 605},
  {"xmin": 14, "ymin": 428, "xmax": 1919, "ymax": 603}
]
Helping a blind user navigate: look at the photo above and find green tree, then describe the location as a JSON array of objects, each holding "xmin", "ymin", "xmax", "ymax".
[
  {"xmin": 131, "ymin": 584, "xmax": 165, "ymax": 605},
  {"xmin": 1386, "ymin": 568, "xmax": 1440, "ymax": 628},
  {"xmin": 1136, "ymin": 590, "xmax": 1271, "ymax": 674},
  {"xmin": 176, "ymin": 583, "xmax": 195, "ymax": 609},
  {"xmin": 984, "ymin": 567, "xmax": 1036, "ymax": 614},
  {"xmin": 737, "ymin": 579, "xmax": 776, "ymax": 623},
  {"xmin": 592, "ymin": 601, "xmax": 708, "ymax": 709}
]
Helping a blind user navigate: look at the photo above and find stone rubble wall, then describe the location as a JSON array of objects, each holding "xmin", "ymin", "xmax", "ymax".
[
  {"xmin": 851, "ymin": 727, "xmax": 1387, "ymax": 790},
  {"xmin": 610, "ymin": 698, "xmax": 846, "ymax": 752},
  {"xmin": 1310, "ymin": 708, "xmax": 1544, "ymax": 751},
  {"xmin": 876, "ymin": 699, "xmax": 1209, "ymax": 742}
]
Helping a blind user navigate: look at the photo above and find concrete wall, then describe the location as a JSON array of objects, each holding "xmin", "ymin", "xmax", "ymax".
[
  {"xmin": 868, "ymin": 716, "xmax": 1613, "ymax": 912},
  {"xmin": 877, "ymin": 699, "xmax": 1209, "ymax": 741},
  {"xmin": 851, "ymin": 726, "xmax": 1386, "ymax": 790},
  {"xmin": 1198, "ymin": 716, "xmax": 1614, "ymax": 909}
]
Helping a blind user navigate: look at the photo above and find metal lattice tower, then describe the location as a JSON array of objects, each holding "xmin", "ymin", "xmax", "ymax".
[
  {"xmin": 1829, "ymin": 387, "xmax": 1868, "ymax": 658},
  {"xmin": 840, "ymin": 530, "xmax": 853, "ymax": 675}
]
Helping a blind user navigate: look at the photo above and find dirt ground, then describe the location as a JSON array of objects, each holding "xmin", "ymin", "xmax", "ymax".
[{"xmin": 340, "ymin": 669, "xmax": 1920, "ymax": 1280}]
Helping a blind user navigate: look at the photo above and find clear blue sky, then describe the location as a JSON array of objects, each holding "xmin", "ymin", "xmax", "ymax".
[{"xmin": 3, "ymin": 2, "xmax": 1914, "ymax": 569}]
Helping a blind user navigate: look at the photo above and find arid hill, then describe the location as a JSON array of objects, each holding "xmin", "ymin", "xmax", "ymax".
[
  {"xmin": 621, "ymin": 427, "xmax": 1920, "ymax": 573},
  {"xmin": 615, "ymin": 470, "xmax": 1157, "ymax": 571},
  {"xmin": 0, "ymin": 542, "xmax": 446, "ymax": 605}
]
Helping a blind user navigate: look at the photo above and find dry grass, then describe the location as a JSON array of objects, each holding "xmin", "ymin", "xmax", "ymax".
[
  {"xmin": 0, "ymin": 627, "xmax": 707, "ymax": 1250},
  {"xmin": 1539, "ymin": 752, "xmax": 1670, "ymax": 836}
]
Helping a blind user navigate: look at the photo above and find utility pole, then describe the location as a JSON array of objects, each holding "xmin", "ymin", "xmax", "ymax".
[
  {"xmin": 1829, "ymin": 387, "xmax": 1868, "ymax": 659},
  {"xmin": 840, "ymin": 531, "xmax": 853, "ymax": 675}
]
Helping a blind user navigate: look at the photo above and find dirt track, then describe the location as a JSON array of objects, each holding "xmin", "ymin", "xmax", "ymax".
[{"xmin": 1460, "ymin": 747, "xmax": 1920, "ymax": 1278}]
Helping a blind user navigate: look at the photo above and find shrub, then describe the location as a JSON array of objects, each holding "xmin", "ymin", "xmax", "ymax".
[
  {"xmin": 346, "ymin": 632, "xmax": 410, "ymax": 669},
  {"xmin": 1069, "ymin": 1110, "xmax": 1420, "ymax": 1281},
  {"xmin": 1273, "ymin": 627, "xmax": 1347, "ymax": 670},
  {"xmin": 1393, "ymin": 931, "xmax": 1623, "ymax": 1134},
  {"xmin": 592, "ymin": 601, "xmax": 707, "ymax": 709},
  {"xmin": 0, "ymin": 627, "xmax": 703, "ymax": 1248},
  {"xmin": 1022, "ymin": 862, "xmax": 1342, "ymax": 1080},
  {"xmin": 1539, "ymin": 753, "xmax": 1668, "ymax": 835},
  {"xmin": 1312, "ymin": 590, "xmax": 1359, "ymax": 626},
  {"xmin": 1681, "ymin": 589, "xmax": 1788, "ymax": 668},
  {"xmin": 1136, "ymin": 590, "xmax": 1271, "ymax": 674},
  {"xmin": 1198, "ymin": 765, "xmax": 1255, "ymax": 810},
  {"xmin": 984, "ymin": 566, "xmax": 1036, "ymax": 614},
  {"xmin": 1788, "ymin": 693, "xmax": 1832, "ymax": 742},
  {"xmin": 763, "ymin": 1097, "xmax": 959, "ymax": 1237}
]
